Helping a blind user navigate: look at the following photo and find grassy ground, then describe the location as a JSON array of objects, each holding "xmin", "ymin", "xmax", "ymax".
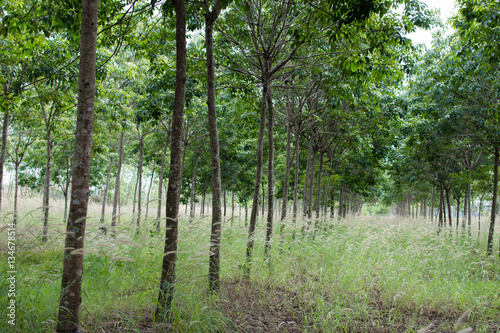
[{"xmin": 0, "ymin": 196, "xmax": 499, "ymax": 332}]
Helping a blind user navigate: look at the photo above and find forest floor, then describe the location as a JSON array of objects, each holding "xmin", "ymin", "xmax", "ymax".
[{"xmin": 1, "ymin": 196, "xmax": 499, "ymax": 332}]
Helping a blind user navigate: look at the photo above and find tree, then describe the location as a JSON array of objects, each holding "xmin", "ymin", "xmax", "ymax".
[
  {"xmin": 155, "ymin": 0, "xmax": 187, "ymax": 319},
  {"xmin": 56, "ymin": 0, "xmax": 99, "ymax": 331}
]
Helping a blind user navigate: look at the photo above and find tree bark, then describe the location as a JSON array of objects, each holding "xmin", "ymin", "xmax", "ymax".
[
  {"xmin": 111, "ymin": 131, "xmax": 124, "ymax": 233},
  {"xmin": 56, "ymin": 0, "xmax": 98, "ymax": 330},
  {"xmin": 156, "ymin": 0, "xmax": 186, "ymax": 318},
  {"xmin": 487, "ymin": 145, "xmax": 498, "ymax": 255}
]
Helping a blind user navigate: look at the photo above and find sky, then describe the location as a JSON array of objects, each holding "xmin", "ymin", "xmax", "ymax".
[{"xmin": 405, "ymin": 0, "xmax": 459, "ymax": 46}]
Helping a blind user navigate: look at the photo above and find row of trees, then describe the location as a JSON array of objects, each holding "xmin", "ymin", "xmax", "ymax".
[
  {"xmin": 1, "ymin": 0, "xmax": 499, "ymax": 332},
  {"xmin": 386, "ymin": 0, "xmax": 500, "ymax": 253}
]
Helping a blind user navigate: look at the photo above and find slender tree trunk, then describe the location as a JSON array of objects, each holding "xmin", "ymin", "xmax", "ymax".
[
  {"xmin": 201, "ymin": 188, "xmax": 206, "ymax": 216},
  {"xmin": 467, "ymin": 182, "xmax": 472, "ymax": 233},
  {"xmin": 487, "ymin": 145, "xmax": 498, "ymax": 255},
  {"xmin": 292, "ymin": 128, "xmax": 300, "ymax": 239},
  {"xmin": 280, "ymin": 106, "xmax": 294, "ymax": 236},
  {"xmin": 132, "ymin": 166, "xmax": 138, "ymax": 219},
  {"xmin": 307, "ymin": 148, "xmax": 317, "ymax": 220},
  {"xmin": 206, "ymin": 12, "xmax": 223, "ymax": 287},
  {"xmin": 157, "ymin": 128, "xmax": 170, "ymax": 232},
  {"xmin": 456, "ymin": 197, "xmax": 460, "ymax": 231},
  {"xmin": 13, "ymin": 162, "xmax": 19, "ymax": 225},
  {"xmin": 56, "ymin": 0, "xmax": 98, "ymax": 330},
  {"xmin": 224, "ymin": 187, "xmax": 227, "ymax": 220},
  {"xmin": 445, "ymin": 186, "xmax": 452, "ymax": 227},
  {"xmin": 330, "ymin": 189, "xmax": 335, "ymax": 219},
  {"xmin": 438, "ymin": 185, "xmax": 443, "ymax": 228},
  {"xmin": 244, "ymin": 198, "xmax": 248, "ymax": 227},
  {"xmin": 100, "ymin": 158, "xmax": 113, "ymax": 225},
  {"xmin": 430, "ymin": 187, "xmax": 434, "ymax": 223},
  {"xmin": 313, "ymin": 152, "xmax": 324, "ymax": 237},
  {"xmin": 339, "ymin": 184, "xmax": 344, "ymax": 220},
  {"xmin": 189, "ymin": 152, "xmax": 200, "ymax": 222},
  {"xmin": 244, "ymin": 80, "xmax": 268, "ymax": 276},
  {"xmin": 315, "ymin": 152, "xmax": 324, "ymax": 220},
  {"xmin": 42, "ymin": 131, "xmax": 52, "ymax": 243},
  {"xmin": 303, "ymin": 138, "xmax": 313, "ymax": 218},
  {"xmin": 156, "ymin": 0, "xmax": 187, "ymax": 318},
  {"xmin": 0, "ymin": 110, "xmax": 9, "ymax": 217},
  {"xmin": 264, "ymin": 86, "xmax": 274, "ymax": 258},
  {"xmin": 137, "ymin": 132, "xmax": 144, "ymax": 231},
  {"xmin": 111, "ymin": 131, "xmax": 124, "ymax": 232},
  {"xmin": 145, "ymin": 166, "xmax": 155, "ymax": 222},
  {"xmin": 231, "ymin": 181, "xmax": 235, "ymax": 223}
]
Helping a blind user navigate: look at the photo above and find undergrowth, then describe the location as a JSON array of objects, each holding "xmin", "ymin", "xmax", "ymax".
[{"xmin": 0, "ymin": 199, "xmax": 499, "ymax": 332}]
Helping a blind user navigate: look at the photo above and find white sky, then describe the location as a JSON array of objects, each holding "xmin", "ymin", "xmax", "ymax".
[{"xmin": 405, "ymin": 0, "xmax": 459, "ymax": 46}]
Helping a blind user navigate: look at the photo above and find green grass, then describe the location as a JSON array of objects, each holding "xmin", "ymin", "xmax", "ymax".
[{"xmin": 0, "ymin": 198, "xmax": 499, "ymax": 332}]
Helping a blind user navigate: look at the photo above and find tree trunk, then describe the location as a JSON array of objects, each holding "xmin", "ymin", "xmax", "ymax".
[
  {"xmin": 189, "ymin": 152, "xmax": 200, "ymax": 222},
  {"xmin": 438, "ymin": 184, "xmax": 444, "ymax": 228},
  {"xmin": 145, "ymin": 166, "xmax": 155, "ymax": 222},
  {"xmin": 0, "ymin": 110, "xmax": 9, "ymax": 217},
  {"xmin": 261, "ymin": 185, "xmax": 265, "ymax": 218},
  {"xmin": 244, "ymin": 198, "xmax": 248, "ymax": 227},
  {"xmin": 224, "ymin": 186, "xmax": 227, "ymax": 220},
  {"xmin": 132, "ymin": 165, "xmax": 138, "ymax": 219},
  {"xmin": 100, "ymin": 157, "xmax": 114, "ymax": 225},
  {"xmin": 157, "ymin": 127, "xmax": 171, "ymax": 232},
  {"xmin": 315, "ymin": 152, "xmax": 324, "ymax": 220},
  {"xmin": 156, "ymin": 0, "xmax": 187, "ymax": 318},
  {"xmin": 330, "ymin": 189, "xmax": 335, "ymax": 219},
  {"xmin": 339, "ymin": 184, "xmax": 344, "ymax": 220},
  {"xmin": 42, "ymin": 130, "xmax": 52, "ymax": 243},
  {"xmin": 487, "ymin": 145, "xmax": 498, "ymax": 255},
  {"xmin": 56, "ymin": 0, "xmax": 98, "ymax": 330},
  {"xmin": 280, "ymin": 104, "xmax": 294, "ymax": 236},
  {"xmin": 307, "ymin": 148, "xmax": 317, "ymax": 220},
  {"xmin": 137, "ymin": 131, "xmax": 144, "ymax": 231},
  {"xmin": 467, "ymin": 182, "xmax": 472, "ymax": 232},
  {"xmin": 445, "ymin": 186, "xmax": 452, "ymax": 227},
  {"xmin": 292, "ymin": 128, "xmax": 300, "ymax": 239},
  {"xmin": 231, "ymin": 181, "xmax": 235, "ymax": 223},
  {"xmin": 302, "ymin": 138, "xmax": 313, "ymax": 218},
  {"xmin": 206, "ymin": 6, "xmax": 223, "ymax": 288},
  {"xmin": 431, "ymin": 187, "xmax": 434, "ymax": 223},
  {"xmin": 313, "ymin": 152, "xmax": 324, "ymax": 237},
  {"xmin": 264, "ymin": 86, "xmax": 274, "ymax": 258},
  {"xmin": 111, "ymin": 131, "xmax": 124, "ymax": 232},
  {"xmin": 13, "ymin": 162, "xmax": 19, "ymax": 225},
  {"xmin": 244, "ymin": 79, "xmax": 268, "ymax": 276}
]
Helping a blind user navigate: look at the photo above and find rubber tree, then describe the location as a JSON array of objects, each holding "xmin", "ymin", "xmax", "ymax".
[{"xmin": 56, "ymin": 0, "xmax": 99, "ymax": 330}]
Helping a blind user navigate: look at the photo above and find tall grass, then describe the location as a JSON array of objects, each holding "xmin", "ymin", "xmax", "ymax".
[{"xmin": 0, "ymin": 196, "xmax": 499, "ymax": 332}]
